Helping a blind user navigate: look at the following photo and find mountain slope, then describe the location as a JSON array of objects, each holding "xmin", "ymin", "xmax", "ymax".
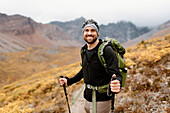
[
  {"xmin": 100, "ymin": 21, "xmax": 150, "ymax": 43},
  {"xmin": 123, "ymin": 20, "xmax": 170, "ymax": 48},
  {"xmin": 0, "ymin": 46, "xmax": 80, "ymax": 87},
  {"xmin": 50, "ymin": 17, "xmax": 85, "ymax": 41},
  {"xmin": 0, "ymin": 33, "xmax": 29, "ymax": 52},
  {"xmin": 0, "ymin": 13, "xmax": 81, "ymax": 52}
]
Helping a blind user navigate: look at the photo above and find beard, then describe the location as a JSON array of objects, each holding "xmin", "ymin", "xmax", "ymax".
[{"xmin": 84, "ymin": 35, "xmax": 97, "ymax": 44}]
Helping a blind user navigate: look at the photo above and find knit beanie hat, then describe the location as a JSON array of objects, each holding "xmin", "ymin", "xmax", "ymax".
[{"xmin": 82, "ymin": 19, "xmax": 100, "ymax": 36}]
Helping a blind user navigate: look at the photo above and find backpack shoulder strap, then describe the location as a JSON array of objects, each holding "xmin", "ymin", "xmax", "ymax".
[
  {"xmin": 80, "ymin": 44, "xmax": 87, "ymax": 65},
  {"xmin": 98, "ymin": 40, "xmax": 110, "ymax": 73},
  {"xmin": 80, "ymin": 48, "xmax": 84, "ymax": 60}
]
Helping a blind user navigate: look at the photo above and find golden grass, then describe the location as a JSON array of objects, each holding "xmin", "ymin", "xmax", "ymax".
[
  {"xmin": 0, "ymin": 61, "xmax": 82, "ymax": 112},
  {"xmin": 0, "ymin": 46, "xmax": 80, "ymax": 88},
  {"xmin": 125, "ymin": 34, "xmax": 170, "ymax": 67}
]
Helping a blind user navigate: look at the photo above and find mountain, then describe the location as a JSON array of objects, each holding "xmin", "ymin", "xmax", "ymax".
[
  {"xmin": 100, "ymin": 21, "xmax": 150, "ymax": 43},
  {"xmin": 0, "ymin": 13, "xmax": 81, "ymax": 52},
  {"xmin": 123, "ymin": 20, "xmax": 170, "ymax": 48},
  {"xmin": 0, "ymin": 33, "xmax": 30, "ymax": 52},
  {"xmin": 50, "ymin": 17, "xmax": 85, "ymax": 41},
  {"xmin": 50, "ymin": 18, "xmax": 150, "ymax": 43}
]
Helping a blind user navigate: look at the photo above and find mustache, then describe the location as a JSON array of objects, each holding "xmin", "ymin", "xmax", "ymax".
[{"xmin": 86, "ymin": 35, "xmax": 93, "ymax": 37}]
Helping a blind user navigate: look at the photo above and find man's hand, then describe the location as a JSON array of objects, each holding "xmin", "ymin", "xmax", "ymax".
[
  {"xmin": 59, "ymin": 78, "xmax": 68, "ymax": 86},
  {"xmin": 110, "ymin": 74, "xmax": 121, "ymax": 93}
]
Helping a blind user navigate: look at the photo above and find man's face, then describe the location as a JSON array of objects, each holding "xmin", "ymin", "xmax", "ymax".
[{"xmin": 83, "ymin": 26, "xmax": 98, "ymax": 44}]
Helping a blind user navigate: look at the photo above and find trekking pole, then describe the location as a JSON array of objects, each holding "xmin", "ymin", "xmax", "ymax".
[
  {"xmin": 60, "ymin": 76, "xmax": 71, "ymax": 113},
  {"xmin": 111, "ymin": 94, "xmax": 115, "ymax": 113},
  {"xmin": 111, "ymin": 77, "xmax": 116, "ymax": 113}
]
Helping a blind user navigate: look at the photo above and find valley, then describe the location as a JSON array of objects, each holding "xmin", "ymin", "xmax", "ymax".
[{"xmin": 0, "ymin": 12, "xmax": 169, "ymax": 113}]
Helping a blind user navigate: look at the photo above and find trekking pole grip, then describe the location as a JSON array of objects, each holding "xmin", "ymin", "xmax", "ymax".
[
  {"xmin": 111, "ymin": 77, "xmax": 117, "ymax": 113},
  {"xmin": 60, "ymin": 75, "xmax": 67, "ymax": 94},
  {"xmin": 60, "ymin": 75, "xmax": 64, "ymax": 79}
]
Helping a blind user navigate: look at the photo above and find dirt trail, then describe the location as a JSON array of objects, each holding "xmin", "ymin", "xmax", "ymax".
[{"xmin": 66, "ymin": 85, "xmax": 86, "ymax": 113}]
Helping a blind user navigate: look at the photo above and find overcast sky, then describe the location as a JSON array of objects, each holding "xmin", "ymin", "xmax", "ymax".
[{"xmin": 0, "ymin": 0, "xmax": 170, "ymax": 27}]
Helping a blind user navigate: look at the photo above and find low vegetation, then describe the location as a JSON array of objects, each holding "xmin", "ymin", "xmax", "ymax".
[
  {"xmin": 0, "ymin": 46, "xmax": 80, "ymax": 88},
  {"xmin": 0, "ymin": 62, "xmax": 82, "ymax": 112},
  {"xmin": 0, "ymin": 34, "xmax": 169, "ymax": 112},
  {"xmin": 115, "ymin": 34, "xmax": 170, "ymax": 112}
]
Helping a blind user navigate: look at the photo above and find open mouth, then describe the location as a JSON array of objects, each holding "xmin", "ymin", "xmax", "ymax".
[
  {"xmin": 86, "ymin": 35, "xmax": 93, "ymax": 37},
  {"xmin": 86, "ymin": 36, "xmax": 94, "ymax": 40}
]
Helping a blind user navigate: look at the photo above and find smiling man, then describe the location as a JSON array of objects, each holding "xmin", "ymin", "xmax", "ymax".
[{"xmin": 59, "ymin": 19, "xmax": 122, "ymax": 113}]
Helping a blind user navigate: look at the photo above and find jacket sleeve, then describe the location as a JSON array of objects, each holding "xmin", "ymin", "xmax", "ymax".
[
  {"xmin": 103, "ymin": 46, "xmax": 122, "ymax": 85},
  {"xmin": 67, "ymin": 68, "xmax": 83, "ymax": 86}
]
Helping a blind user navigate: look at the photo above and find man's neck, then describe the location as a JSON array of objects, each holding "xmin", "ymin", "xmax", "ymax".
[{"xmin": 87, "ymin": 39, "xmax": 99, "ymax": 50}]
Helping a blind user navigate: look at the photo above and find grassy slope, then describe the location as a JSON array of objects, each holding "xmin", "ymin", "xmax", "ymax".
[
  {"xmin": 0, "ymin": 62, "xmax": 83, "ymax": 113},
  {"xmin": 0, "ymin": 46, "xmax": 80, "ymax": 88},
  {"xmin": 115, "ymin": 34, "xmax": 170, "ymax": 112},
  {"xmin": 0, "ymin": 34, "xmax": 169, "ymax": 112}
]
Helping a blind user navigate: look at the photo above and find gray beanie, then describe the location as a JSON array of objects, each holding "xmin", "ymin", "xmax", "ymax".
[{"xmin": 82, "ymin": 19, "xmax": 100, "ymax": 36}]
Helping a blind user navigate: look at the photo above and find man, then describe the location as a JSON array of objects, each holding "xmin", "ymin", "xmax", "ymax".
[{"xmin": 59, "ymin": 19, "xmax": 122, "ymax": 113}]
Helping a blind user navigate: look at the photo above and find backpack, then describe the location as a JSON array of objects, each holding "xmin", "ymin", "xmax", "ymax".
[{"xmin": 81, "ymin": 38, "xmax": 127, "ymax": 87}]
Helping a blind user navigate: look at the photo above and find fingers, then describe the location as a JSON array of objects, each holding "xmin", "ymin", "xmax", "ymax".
[
  {"xmin": 110, "ymin": 80, "xmax": 120, "ymax": 88},
  {"xmin": 110, "ymin": 75, "xmax": 121, "ymax": 93},
  {"xmin": 111, "ymin": 79, "xmax": 120, "ymax": 84},
  {"xmin": 59, "ymin": 78, "xmax": 67, "ymax": 86},
  {"xmin": 112, "ymin": 74, "xmax": 116, "ymax": 78},
  {"xmin": 110, "ymin": 83, "xmax": 120, "ymax": 93},
  {"xmin": 110, "ymin": 86, "xmax": 120, "ymax": 93}
]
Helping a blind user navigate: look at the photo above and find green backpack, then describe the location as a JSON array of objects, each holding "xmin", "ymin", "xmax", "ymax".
[
  {"xmin": 98, "ymin": 39, "xmax": 127, "ymax": 87},
  {"xmin": 81, "ymin": 38, "xmax": 127, "ymax": 87}
]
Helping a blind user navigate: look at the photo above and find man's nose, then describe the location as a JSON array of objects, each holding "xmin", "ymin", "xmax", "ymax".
[{"xmin": 87, "ymin": 30, "xmax": 92, "ymax": 35}]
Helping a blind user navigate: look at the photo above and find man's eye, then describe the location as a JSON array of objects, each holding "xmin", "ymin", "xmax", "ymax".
[
  {"xmin": 85, "ymin": 29, "xmax": 89, "ymax": 32},
  {"xmin": 91, "ymin": 29, "xmax": 95, "ymax": 32}
]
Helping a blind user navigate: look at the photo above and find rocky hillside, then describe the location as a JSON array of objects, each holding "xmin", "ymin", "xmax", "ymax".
[
  {"xmin": 50, "ymin": 17, "xmax": 85, "ymax": 41},
  {"xmin": 100, "ymin": 21, "xmax": 150, "ymax": 43},
  {"xmin": 123, "ymin": 19, "xmax": 170, "ymax": 48},
  {"xmin": 116, "ymin": 34, "xmax": 170, "ymax": 112},
  {"xmin": 0, "ymin": 33, "xmax": 30, "ymax": 52},
  {"xmin": 0, "ymin": 13, "xmax": 81, "ymax": 53},
  {"xmin": 0, "ymin": 33, "xmax": 169, "ymax": 113},
  {"xmin": 50, "ymin": 18, "xmax": 150, "ymax": 43}
]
